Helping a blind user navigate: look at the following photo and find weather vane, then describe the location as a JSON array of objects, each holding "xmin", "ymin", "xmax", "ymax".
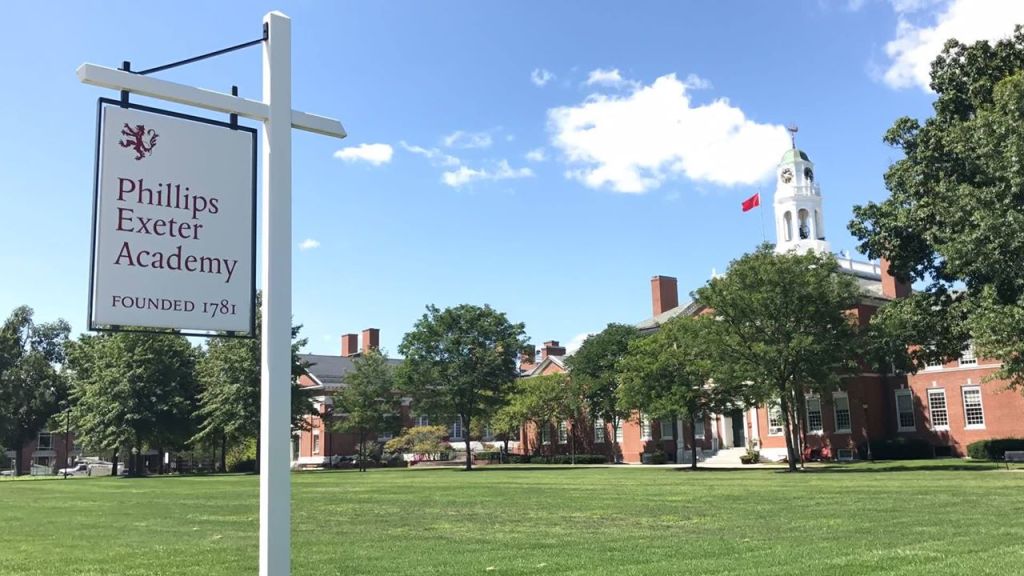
[{"xmin": 786, "ymin": 124, "xmax": 799, "ymax": 149}]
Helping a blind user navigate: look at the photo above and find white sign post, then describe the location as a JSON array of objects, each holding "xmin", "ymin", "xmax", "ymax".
[{"xmin": 78, "ymin": 11, "xmax": 346, "ymax": 576}]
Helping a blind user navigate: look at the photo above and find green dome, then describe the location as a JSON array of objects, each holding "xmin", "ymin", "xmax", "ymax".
[{"xmin": 780, "ymin": 148, "xmax": 810, "ymax": 164}]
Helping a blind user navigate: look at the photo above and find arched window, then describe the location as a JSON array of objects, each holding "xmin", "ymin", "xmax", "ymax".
[
  {"xmin": 798, "ymin": 209, "xmax": 810, "ymax": 240},
  {"xmin": 783, "ymin": 211, "xmax": 793, "ymax": 242},
  {"xmin": 814, "ymin": 210, "xmax": 824, "ymax": 240}
]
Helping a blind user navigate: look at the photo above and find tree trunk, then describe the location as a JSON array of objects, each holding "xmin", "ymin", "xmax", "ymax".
[
  {"xmin": 158, "ymin": 445, "xmax": 164, "ymax": 475},
  {"xmin": 220, "ymin": 434, "xmax": 227, "ymax": 473},
  {"xmin": 111, "ymin": 450, "xmax": 119, "ymax": 477},
  {"xmin": 13, "ymin": 447, "xmax": 23, "ymax": 477},
  {"xmin": 793, "ymin": 392, "xmax": 807, "ymax": 470},
  {"xmin": 779, "ymin": 395, "xmax": 798, "ymax": 472},
  {"xmin": 691, "ymin": 415, "xmax": 699, "ymax": 470},
  {"xmin": 502, "ymin": 438, "xmax": 510, "ymax": 463},
  {"xmin": 359, "ymin": 430, "xmax": 367, "ymax": 472}
]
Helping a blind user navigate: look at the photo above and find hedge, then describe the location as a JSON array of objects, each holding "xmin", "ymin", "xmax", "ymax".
[
  {"xmin": 509, "ymin": 454, "xmax": 608, "ymax": 465},
  {"xmin": 864, "ymin": 437, "xmax": 933, "ymax": 460},
  {"xmin": 967, "ymin": 438, "xmax": 1024, "ymax": 460}
]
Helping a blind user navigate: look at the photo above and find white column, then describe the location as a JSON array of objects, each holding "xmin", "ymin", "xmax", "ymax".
[
  {"xmin": 260, "ymin": 11, "xmax": 292, "ymax": 576},
  {"xmin": 750, "ymin": 407, "xmax": 760, "ymax": 446}
]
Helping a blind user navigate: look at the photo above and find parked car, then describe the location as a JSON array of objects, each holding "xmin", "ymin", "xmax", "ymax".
[{"xmin": 57, "ymin": 463, "xmax": 91, "ymax": 477}]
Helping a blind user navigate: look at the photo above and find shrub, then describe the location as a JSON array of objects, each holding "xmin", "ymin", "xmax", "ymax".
[
  {"xmin": 967, "ymin": 438, "xmax": 1024, "ymax": 460},
  {"xmin": 226, "ymin": 438, "xmax": 257, "ymax": 472},
  {"xmin": 509, "ymin": 454, "xmax": 531, "ymax": 464},
  {"xmin": 740, "ymin": 448, "xmax": 760, "ymax": 465},
  {"xmin": 474, "ymin": 451, "xmax": 501, "ymax": 462},
  {"xmin": 865, "ymin": 437, "xmax": 933, "ymax": 460},
  {"xmin": 385, "ymin": 426, "xmax": 448, "ymax": 456}
]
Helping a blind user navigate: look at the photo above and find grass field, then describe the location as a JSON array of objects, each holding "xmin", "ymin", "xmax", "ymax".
[{"xmin": 1, "ymin": 462, "xmax": 1023, "ymax": 576}]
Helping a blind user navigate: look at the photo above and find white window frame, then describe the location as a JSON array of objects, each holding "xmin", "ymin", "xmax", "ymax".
[
  {"xmin": 959, "ymin": 342, "xmax": 977, "ymax": 367},
  {"xmin": 805, "ymin": 396, "xmax": 823, "ymax": 434},
  {"xmin": 541, "ymin": 424, "xmax": 551, "ymax": 445},
  {"xmin": 614, "ymin": 420, "xmax": 623, "ymax": 443},
  {"xmin": 832, "ymin": 391, "xmax": 851, "ymax": 433},
  {"xmin": 927, "ymin": 388, "xmax": 949, "ymax": 431},
  {"xmin": 895, "ymin": 390, "xmax": 916, "ymax": 432},
  {"xmin": 640, "ymin": 415, "xmax": 652, "ymax": 441},
  {"xmin": 660, "ymin": 418, "xmax": 674, "ymax": 440},
  {"xmin": 37, "ymin": 431, "xmax": 53, "ymax": 450},
  {"xmin": 961, "ymin": 385, "xmax": 985, "ymax": 429},
  {"xmin": 693, "ymin": 416, "xmax": 705, "ymax": 439},
  {"xmin": 768, "ymin": 405, "xmax": 784, "ymax": 436},
  {"xmin": 924, "ymin": 358, "xmax": 944, "ymax": 371},
  {"xmin": 312, "ymin": 430, "xmax": 320, "ymax": 454},
  {"xmin": 415, "ymin": 415, "xmax": 429, "ymax": 427},
  {"xmin": 557, "ymin": 421, "xmax": 568, "ymax": 444},
  {"xmin": 593, "ymin": 418, "xmax": 605, "ymax": 443},
  {"xmin": 450, "ymin": 417, "xmax": 464, "ymax": 441}
]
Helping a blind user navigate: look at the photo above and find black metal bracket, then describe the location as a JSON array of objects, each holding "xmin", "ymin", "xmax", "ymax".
[
  {"xmin": 133, "ymin": 26, "xmax": 267, "ymax": 76},
  {"xmin": 230, "ymin": 86, "xmax": 239, "ymax": 129},
  {"xmin": 119, "ymin": 61, "xmax": 131, "ymax": 107}
]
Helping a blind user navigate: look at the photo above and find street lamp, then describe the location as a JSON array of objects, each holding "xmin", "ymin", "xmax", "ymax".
[{"xmin": 61, "ymin": 400, "xmax": 70, "ymax": 479}]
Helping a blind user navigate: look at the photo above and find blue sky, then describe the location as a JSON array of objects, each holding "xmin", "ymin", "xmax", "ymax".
[{"xmin": 1, "ymin": 0, "xmax": 1020, "ymax": 356}]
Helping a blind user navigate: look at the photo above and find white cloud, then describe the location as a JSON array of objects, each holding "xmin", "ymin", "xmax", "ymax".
[
  {"xmin": 883, "ymin": 0, "xmax": 1024, "ymax": 90},
  {"xmin": 531, "ymin": 68, "xmax": 555, "ymax": 87},
  {"xmin": 564, "ymin": 332, "xmax": 594, "ymax": 356},
  {"xmin": 299, "ymin": 238, "xmax": 320, "ymax": 251},
  {"xmin": 548, "ymin": 73, "xmax": 790, "ymax": 193},
  {"xmin": 400, "ymin": 141, "xmax": 461, "ymax": 167},
  {"xmin": 333, "ymin": 143, "xmax": 393, "ymax": 165},
  {"xmin": 525, "ymin": 148, "xmax": 546, "ymax": 162},
  {"xmin": 441, "ymin": 160, "xmax": 533, "ymax": 188},
  {"xmin": 443, "ymin": 130, "xmax": 493, "ymax": 149},
  {"xmin": 682, "ymin": 73, "xmax": 712, "ymax": 90},
  {"xmin": 586, "ymin": 68, "xmax": 636, "ymax": 88}
]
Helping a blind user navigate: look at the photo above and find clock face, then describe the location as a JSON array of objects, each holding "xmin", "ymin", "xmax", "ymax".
[
  {"xmin": 804, "ymin": 167, "xmax": 814, "ymax": 182},
  {"xmin": 780, "ymin": 168, "xmax": 794, "ymax": 184}
]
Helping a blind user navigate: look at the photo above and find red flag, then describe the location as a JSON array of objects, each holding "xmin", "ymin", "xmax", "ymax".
[{"xmin": 741, "ymin": 192, "xmax": 760, "ymax": 212}]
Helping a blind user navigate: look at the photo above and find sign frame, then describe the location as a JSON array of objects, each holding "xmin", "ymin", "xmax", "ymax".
[{"xmin": 88, "ymin": 97, "xmax": 258, "ymax": 338}]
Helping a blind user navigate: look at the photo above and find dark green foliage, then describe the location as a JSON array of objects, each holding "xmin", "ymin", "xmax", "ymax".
[
  {"xmin": 333, "ymin": 349, "xmax": 401, "ymax": 472},
  {"xmin": 865, "ymin": 437, "xmax": 934, "ymax": 460},
  {"xmin": 517, "ymin": 454, "xmax": 608, "ymax": 465},
  {"xmin": 966, "ymin": 438, "xmax": 1024, "ymax": 460},
  {"xmin": 0, "ymin": 306, "xmax": 70, "ymax": 476},
  {"xmin": 849, "ymin": 27, "xmax": 1024, "ymax": 388},
  {"xmin": 225, "ymin": 437, "xmax": 257, "ymax": 473},
  {"xmin": 398, "ymin": 304, "xmax": 527, "ymax": 470}
]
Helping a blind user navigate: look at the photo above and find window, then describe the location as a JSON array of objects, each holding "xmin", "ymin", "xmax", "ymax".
[
  {"xmin": 558, "ymin": 421, "xmax": 568, "ymax": 444},
  {"xmin": 483, "ymin": 425, "xmax": 493, "ymax": 441},
  {"xmin": 833, "ymin": 392, "xmax": 851, "ymax": 433},
  {"xmin": 37, "ymin": 431, "xmax": 52, "ymax": 450},
  {"xmin": 895, "ymin": 390, "xmax": 915, "ymax": 431},
  {"xmin": 806, "ymin": 397, "xmax": 823, "ymax": 433},
  {"xmin": 312, "ymin": 431, "xmax": 320, "ymax": 454},
  {"xmin": 962, "ymin": 386, "xmax": 985, "ymax": 428},
  {"xmin": 34, "ymin": 456, "xmax": 51, "ymax": 467},
  {"xmin": 927, "ymin": 389, "xmax": 949, "ymax": 430},
  {"xmin": 925, "ymin": 358, "xmax": 944, "ymax": 370},
  {"xmin": 415, "ymin": 415, "xmax": 429, "ymax": 427},
  {"xmin": 693, "ymin": 415, "xmax": 705, "ymax": 439},
  {"xmin": 593, "ymin": 418, "xmax": 605, "ymax": 443},
  {"xmin": 768, "ymin": 405, "xmax": 784, "ymax": 436},
  {"xmin": 640, "ymin": 415, "xmax": 652, "ymax": 440},
  {"xmin": 959, "ymin": 342, "xmax": 977, "ymax": 366},
  {"xmin": 660, "ymin": 418, "xmax": 674, "ymax": 440},
  {"xmin": 450, "ymin": 418, "xmax": 463, "ymax": 440},
  {"xmin": 541, "ymin": 425, "xmax": 551, "ymax": 445},
  {"xmin": 615, "ymin": 421, "xmax": 623, "ymax": 443}
]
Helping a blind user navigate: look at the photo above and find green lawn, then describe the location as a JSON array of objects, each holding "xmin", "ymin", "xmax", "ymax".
[{"xmin": 1, "ymin": 462, "xmax": 1023, "ymax": 575}]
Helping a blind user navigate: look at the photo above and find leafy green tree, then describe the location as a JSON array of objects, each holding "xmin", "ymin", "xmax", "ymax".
[
  {"xmin": 192, "ymin": 294, "xmax": 314, "ymax": 472},
  {"xmin": 849, "ymin": 28, "xmax": 1024, "ymax": 387},
  {"xmin": 332, "ymin": 349, "xmax": 401, "ymax": 472},
  {"xmin": 398, "ymin": 304, "xmax": 527, "ymax": 471},
  {"xmin": 67, "ymin": 331, "xmax": 198, "ymax": 476},
  {"xmin": 617, "ymin": 316, "xmax": 742, "ymax": 469},
  {"xmin": 565, "ymin": 323, "xmax": 640, "ymax": 462},
  {"xmin": 695, "ymin": 245, "xmax": 862, "ymax": 471},
  {"xmin": 489, "ymin": 403, "xmax": 525, "ymax": 461},
  {"xmin": 505, "ymin": 373, "xmax": 582, "ymax": 459},
  {"xmin": 384, "ymin": 425, "xmax": 448, "ymax": 460},
  {"xmin": 0, "ymin": 306, "xmax": 70, "ymax": 476}
]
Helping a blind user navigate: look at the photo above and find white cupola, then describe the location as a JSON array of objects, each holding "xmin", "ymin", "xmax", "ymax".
[{"xmin": 773, "ymin": 135, "xmax": 829, "ymax": 255}]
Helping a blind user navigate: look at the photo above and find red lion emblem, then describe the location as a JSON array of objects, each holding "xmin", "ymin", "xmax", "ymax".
[{"xmin": 119, "ymin": 123, "xmax": 159, "ymax": 160}]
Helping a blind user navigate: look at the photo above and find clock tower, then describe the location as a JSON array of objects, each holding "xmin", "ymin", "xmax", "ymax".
[{"xmin": 773, "ymin": 132, "xmax": 829, "ymax": 254}]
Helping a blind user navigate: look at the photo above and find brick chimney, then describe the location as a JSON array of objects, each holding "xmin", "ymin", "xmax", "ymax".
[
  {"xmin": 651, "ymin": 275, "xmax": 679, "ymax": 316},
  {"xmin": 361, "ymin": 328, "xmax": 380, "ymax": 354},
  {"xmin": 880, "ymin": 258, "xmax": 911, "ymax": 299},
  {"xmin": 541, "ymin": 340, "xmax": 566, "ymax": 360},
  {"xmin": 340, "ymin": 334, "xmax": 359, "ymax": 357}
]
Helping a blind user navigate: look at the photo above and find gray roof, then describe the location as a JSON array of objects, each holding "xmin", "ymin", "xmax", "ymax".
[{"xmin": 299, "ymin": 353, "xmax": 402, "ymax": 388}]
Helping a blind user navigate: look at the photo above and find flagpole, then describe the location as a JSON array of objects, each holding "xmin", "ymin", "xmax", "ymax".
[{"xmin": 758, "ymin": 189, "xmax": 767, "ymax": 244}]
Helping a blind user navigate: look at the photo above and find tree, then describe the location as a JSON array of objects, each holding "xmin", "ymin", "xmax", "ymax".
[
  {"xmin": 695, "ymin": 245, "xmax": 863, "ymax": 471},
  {"xmin": 617, "ymin": 316, "xmax": 742, "ymax": 469},
  {"xmin": 565, "ymin": 323, "xmax": 640, "ymax": 462},
  {"xmin": 490, "ymin": 402, "xmax": 525, "ymax": 462},
  {"xmin": 849, "ymin": 28, "xmax": 1024, "ymax": 387},
  {"xmin": 67, "ymin": 331, "xmax": 198, "ymax": 476},
  {"xmin": 333, "ymin": 349, "xmax": 401, "ymax": 472},
  {"xmin": 505, "ymin": 373, "xmax": 582, "ymax": 459},
  {"xmin": 384, "ymin": 425, "xmax": 448, "ymax": 461},
  {"xmin": 398, "ymin": 304, "xmax": 527, "ymax": 471},
  {"xmin": 0, "ymin": 306, "xmax": 70, "ymax": 476},
  {"xmin": 192, "ymin": 294, "xmax": 315, "ymax": 473}
]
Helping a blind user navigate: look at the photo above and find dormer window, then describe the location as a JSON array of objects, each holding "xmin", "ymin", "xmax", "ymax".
[{"xmin": 959, "ymin": 342, "xmax": 977, "ymax": 366}]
